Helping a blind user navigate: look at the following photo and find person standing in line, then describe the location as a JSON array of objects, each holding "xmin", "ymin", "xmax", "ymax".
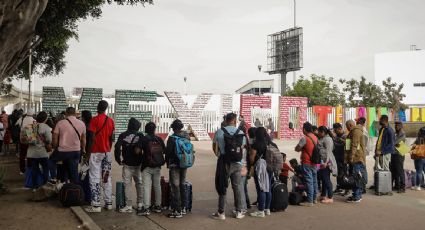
[
  {"xmin": 344, "ymin": 120, "xmax": 367, "ymax": 203},
  {"xmin": 81, "ymin": 110, "xmax": 93, "ymax": 163},
  {"xmin": 50, "ymin": 107, "xmax": 86, "ymax": 183},
  {"xmin": 114, "ymin": 118, "xmax": 143, "ymax": 214},
  {"xmin": 317, "ymin": 126, "xmax": 337, "ymax": 204},
  {"xmin": 375, "ymin": 115, "xmax": 395, "ymax": 171},
  {"xmin": 392, "ymin": 121, "xmax": 406, "ymax": 193},
  {"xmin": 295, "ymin": 122, "xmax": 318, "ymax": 207},
  {"xmin": 254, "ymin": 118, "xmax": 262, "ymax": 128},
  {"xmin": 139, "ymin": 122, "xmax": 166, "ymax": 216},
  {"xmin": 165, "ymin": 119, "xmax": 191, "ymax": 218},
  {"xmin": 85, "ymin": 101, "xmax": 115, "ymax": 213},
  {"xmin": 331, "ymin": 123, "xmax": 347, "ymax": 195},
  {"xmin": 212, "ymin": 113, "xmax": 245, "ymax": 220},
  {"xmin": 267, "ymin": 118, "xmax": 275, "ymax": 140},
  {"xmin": 411, "ymin": 127, "xmax": 425, "ymax": 191},
  {"xmin": 16, "ymin": 109, "xmax": 35, "ymax": 174},
  {"xmin": 26, "ymin": 111, "xmax": 52, "ymax": 190}
]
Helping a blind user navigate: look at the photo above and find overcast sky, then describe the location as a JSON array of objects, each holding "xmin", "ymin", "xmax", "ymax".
[{"xmin": 15, "ymin": 0, "xmax": 425, "ymax": 95}]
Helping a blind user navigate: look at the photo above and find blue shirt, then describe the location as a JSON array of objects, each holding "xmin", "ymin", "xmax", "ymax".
[{"xmin": 214, "ymin": 126, "xmax": 246, "ymax": 156}]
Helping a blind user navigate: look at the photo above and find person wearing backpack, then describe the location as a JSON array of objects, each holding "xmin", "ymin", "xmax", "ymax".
[
  {"xmin": 26, "ymin": 111, "xmax": 52, "ymax": 189},
  {"xmin": 16, "ymin": 109, "xmax": 35, "ymax": 174},
  {"xmin": 51, "ymin": 107, "xmax": 86, "ymax": 184},
  {"xmin": 139, "ymin": 122, "xmax": 166, "ymax": 216},
  {"xmin": 295, "ymin": 122, "xmax": 319, "ymax": 207},
  {"xmin": 249, "ymin": 127, "xmax": 277, "ymax": 217},
  {"xmin": 85, "ymin": 100, "xmax": 115, "ymax": 213},
  {"xmin": 344, "ymin": 120, "xmax": 367, "ymax": 203},
  {"xmin": 114, "ymin": 118, "xmax": 143, "ymax": 214},
  {"xmin": 165, "ymin": 119, "xmax": 193, "ymax": 218},
  {"xmin": 212, "ymin": 113, "xmax": 245, "ymax": 220}
]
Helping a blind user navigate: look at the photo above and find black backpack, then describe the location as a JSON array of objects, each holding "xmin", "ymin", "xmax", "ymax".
[
  {"xmin": 146, "ymin": 136, "xmax": 165, "ymax": 167},
  {"xmin": 59, "ymin": 183, "xmax": 84, "ymax": 207},
  {"xmin": 306, "ymin": 135, "xmax": 321, "ymax": 164},
  {"xmin": 222, "ymin": 127, "xmax": 244, "ymax": 163}
]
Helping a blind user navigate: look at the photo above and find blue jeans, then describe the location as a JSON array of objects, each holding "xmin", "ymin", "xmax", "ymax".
[
  {"xmin": 30, "ymin": 158, "xmax": 49, "ymax": 189},
  {"xmin": 240, "ymin": 176, "xmax": 250, "ymax": 210},
  {"xmin": 49, "ymin": 151, "xmax": 80, "ymax": 183},
  {"xmin": 319, "ymin": 168, "xmax": 333, "ymax": 198},
  {"xmin": 302, "ymin": 164, "xmax": 318, "ymax": 203},
  {"xmin": 352, "ymin": 163, "xmax": 367, "ymax": 200},
  {"xmin": 254, "ymin": 170, "xmax": 272, "ymax": 211},
  {"xmin": 414, "ymin": 159, "xmax": 425, "ymax": 187}
]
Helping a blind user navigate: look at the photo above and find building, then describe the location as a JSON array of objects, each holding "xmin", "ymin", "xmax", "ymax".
[
  {"xmin": 235, "ymin": 79, "xmax": 274, "ymax": 95},
  {"xmin": 375, "ymin": 49, "xmax": 425, "ymax": 105}
]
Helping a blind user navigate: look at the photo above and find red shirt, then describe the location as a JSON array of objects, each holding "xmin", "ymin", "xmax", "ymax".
[
  {"xmin": 280, "ymin": 162, "xmax": 294, "ymax": 177},
  {"xmin": 301, "ymin": 133, "xmax": 317, "ymax": 166},
  {"xmin": 88, "ymin": 113, "xmax": 115, "ymax": 153}
]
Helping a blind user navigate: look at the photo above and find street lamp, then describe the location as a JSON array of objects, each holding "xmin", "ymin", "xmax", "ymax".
[
  {"xmin": 292, "ymin": 0, "xmax": 297, "ymax": 86},
  {"xmin": 258, "ymin": 65, "xmax": 262, "ymax": 95}
]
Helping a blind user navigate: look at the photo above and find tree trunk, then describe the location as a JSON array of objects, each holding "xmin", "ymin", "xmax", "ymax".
[{"xmin": 0, "ymin": 0, "xmax": 48, "ymax": 81}]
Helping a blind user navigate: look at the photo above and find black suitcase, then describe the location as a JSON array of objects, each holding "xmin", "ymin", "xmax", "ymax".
[
  {"xmin": 59, "ymin": 183, "xmax": 84, "ymax": 207},
  {"xmin": 289, "ymin": 192, "xmax": 302, "ymax": 205},
  {"xmin": 270, "ymin": 181, "xmax": 288, "ymax": 212},
  {"xmin": 182, "ymin": 181, "xmax": 193, "ymax": 212}
]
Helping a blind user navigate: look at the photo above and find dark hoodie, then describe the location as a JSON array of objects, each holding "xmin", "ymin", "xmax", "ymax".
[
  {"xmin": 165, "ymin": 131, "xmax": 190, "ymax": 168},
  {"xmin": 114, "ymin": 118, "xmax": 143, "ymax": 166}
]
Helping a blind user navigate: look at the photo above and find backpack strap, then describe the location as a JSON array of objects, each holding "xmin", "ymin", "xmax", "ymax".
[
  {"xmin": 221, "ymin": 127, "xmax": 241, "ymax": 137},
  {"xmin": 95, "ymin": 116, "xmax": 109, "ymax": 135},
  {"xmin": 305, "ymin": 134, "xmax": 317, "ymax": 159},
  {"xmin": 66, "ymin": 118, "xmax": 81, "ymax": 141}
]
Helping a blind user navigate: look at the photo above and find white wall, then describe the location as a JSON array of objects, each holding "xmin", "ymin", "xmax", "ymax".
[{"xmin": 375, "ymin": 50, "xmax": 425, "ymax": 105}]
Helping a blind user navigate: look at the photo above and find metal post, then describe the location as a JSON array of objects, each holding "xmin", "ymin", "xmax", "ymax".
[
  {"xmin": 292, "ymin": 0, "xmax": 297, "ymax": 86},
  {"xmin": 258, "ymin": 65, "xmax": 262, "ymax": 95},
  {"xmin": 184, "ymin": 77, "xmax": 187, "ymax": 95},
  {"xmin": 28, "ymin": 49, "xmax": 32, "ymax": 110}
]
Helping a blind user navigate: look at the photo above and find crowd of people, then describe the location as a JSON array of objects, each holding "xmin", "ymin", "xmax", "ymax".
[{"xmin": 1, "ymin": 102, "xmax": 424, "ymax": 220}]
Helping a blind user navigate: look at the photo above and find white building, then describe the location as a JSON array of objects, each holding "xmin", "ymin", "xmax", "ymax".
[{"xmin": 375, "ymin": 49, "xmax": 425, "ymax": 105}]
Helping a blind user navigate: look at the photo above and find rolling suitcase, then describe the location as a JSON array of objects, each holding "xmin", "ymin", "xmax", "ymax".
[
  {"xmin": 182, "ymin": 181, "xmax": 193, "ymax": 212},
  {"xmin": 374, "ymin": 171, "xmax": 392, "ymax": 196},
  {"xmin": 289, "ymin": 192, "xmax": 302, "ymax": 205},
  {"xmin": 115, "ymin": 181, "xmax": 126, "ymax": 210},
  {"xmin": 404, "ymin": 170, "xmax": 414, "ymax": 189},
  {"xmin": 270, "ymin": 180, "xmax": 289, "ymax": 212},
  {"xmin": 160, "ymin": 176, "xmax": 171, "ymax": 209}
]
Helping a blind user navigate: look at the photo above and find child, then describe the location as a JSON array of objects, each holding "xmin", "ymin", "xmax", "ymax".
[
  {"xmin": 114, "ymin": 118, "xmax": 144, "ymax": 214},
  {"xmin": 279, "ymin": 153, "xmax": 293, "ymax": 185},
  {"xmin": 289, "ymin": 158, "xmax": 304, "ymax": 192}
]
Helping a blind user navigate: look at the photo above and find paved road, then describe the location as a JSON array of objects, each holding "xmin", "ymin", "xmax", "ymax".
[{"xmin": 88, "ymin": 140, "xmax": 425, "ymax": 230}]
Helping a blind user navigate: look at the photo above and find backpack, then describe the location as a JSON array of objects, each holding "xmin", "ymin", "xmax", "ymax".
[
  {"xmin": 59, "ymin": 183, "xmax": 84, "ymax": 207},
  {"xmin": 122, "ymin": 133, "xmax": 143, "ymax": 157},
  {"xmin": 265, "ymin": 143, "xmax": 283, "ymax": 176},
  {"xmin": 221, "ymin": 127, "xmax": 244, "ymax": 163},
  {"xmin": 306, "ymin": 135, "xmax": 321, "ymax": 164},
  {"xmin": 20, "ymin": 123, "xmax": 38, "ymax": 145},
  {"xmin": 146, "ymin": 136, "xmax": 165, "ymax": 167},
  {"xmin": 173, "ymin": 135, "xmax": 195, "ymax": 168}
]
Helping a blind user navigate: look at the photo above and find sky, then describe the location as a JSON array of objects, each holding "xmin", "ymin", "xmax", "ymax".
[{"xmin": 14, "ymin": 0, "xmax": 425, "ymax": 95}]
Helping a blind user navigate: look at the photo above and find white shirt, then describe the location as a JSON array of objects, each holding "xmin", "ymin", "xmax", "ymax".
[{"xmin": 15, "ymin": 115, "xmax": 35, "ymax": 128}]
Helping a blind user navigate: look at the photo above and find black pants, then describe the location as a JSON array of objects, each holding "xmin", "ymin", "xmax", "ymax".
[{"xmin": 390, "ymin": 154, "xmax": 405, "ymax": 190}]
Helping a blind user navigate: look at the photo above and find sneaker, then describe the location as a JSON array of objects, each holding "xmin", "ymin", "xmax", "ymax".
[
  {"xmin": 264, "ymin": 209, "xmax": 271, "ymax": 216},
  {"xmin": 85, "ymin": 206, "xmax": 101, "ymax": 213},
  {"xmin": 232, "ymin": 209, "xmax": 247, "ymax": 215},
  {"xmin": 321, "ymin": 198, "xmax": 334, "ymax": 204},
  {"xmin": 104, "ymin": 203, "xmax": 113, "ymax": 210},
  {"xmin": 152, "ymin": 206, "xmax": 162, "ymax": 213},
  {"xmin": 168, "ymin": 211, "xmax": 183, "ymax": 218},
  {"xmin": 181, "ymin": 208, "xmax": 187, "ymax": 215},
  {"xmin": 235, "ymin": 211, "xmax": 245, "ymax": 219},
  {"xmin": 313, "ymin": 199, "xmax": 318, "ymax": 204},
  {"xmin": 299, "ymin": 202, "xmax": 314, "ymax": 207},
  {"xmin": 346, "ymin": 197, "xmax": 362, "ymax": 203},
  {"xmin": 137, "ymin": 207, "xmax": 150, "ymax": 216},
  {"xmin": 249, "ymin": 211, "xmax": 265, "ymax": 218},
  {"xmin": 119, "ymin": 206, "xmax": 133, "ymax": 213},
  {"xmin": 415, "ymin": 186, "xmax": 422, "ymax": 191},
  {"xmin": 211, "ymin": 212, "xmax": 226, "ymax": 220}
]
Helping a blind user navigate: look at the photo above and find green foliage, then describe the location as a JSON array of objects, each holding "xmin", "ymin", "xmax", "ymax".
[
  {"xmin": 6, "ymin": 0, "xmax": 153, "ymax": 87},
  {"xmin": 285, "ymin": 74, "xmax": 345, "ymax": 106},
  {"xmin": 340, "ymin": 76, "xmax": 406, "ymax": 110}
]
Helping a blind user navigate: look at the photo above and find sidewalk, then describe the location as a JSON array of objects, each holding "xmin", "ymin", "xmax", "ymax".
[
  {"xmin": 0, "ymin": 155, "xmax": 81, "ymax": 230},
  {"xmin": 86, "ymin": 140, "xmax": 425, "ymax": 230}
]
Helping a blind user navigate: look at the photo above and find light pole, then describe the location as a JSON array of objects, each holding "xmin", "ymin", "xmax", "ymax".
[
  {"xmin": 183, "ymin": 77, "xmax": 187, "ymax": 95},
  {"xmin": 28, "ymin": 49, "xmax": 32, "ymax": 110},
  {"xmin": 258, "ymin": 65, "xmax": 262, "ymax": 95},
  {"xmin": 292, "ymin": 0, "xmax": 297, "ymax": 86}
]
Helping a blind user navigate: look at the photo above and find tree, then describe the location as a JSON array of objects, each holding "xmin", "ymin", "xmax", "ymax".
[
  {"xmin": 339, "ymin": 76, "xmax": 405, "ymax": 111},
  {"xmin": 285, "ymin": 74, "xmax": 345, "ymax": 106},
  {"xmin": 0, "ymin": 0, "xmax": 153, "ymax": 91}
]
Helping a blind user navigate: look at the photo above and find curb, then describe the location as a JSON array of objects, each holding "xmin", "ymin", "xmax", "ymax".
[{"xmin": 70, "ymin": 206, "xmax": 102, "ymax": 230}]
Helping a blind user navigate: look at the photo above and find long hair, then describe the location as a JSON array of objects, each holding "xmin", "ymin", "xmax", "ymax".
[{"xmin": 254, "ymin": 127, "xmax": 269, "ymax": 155}]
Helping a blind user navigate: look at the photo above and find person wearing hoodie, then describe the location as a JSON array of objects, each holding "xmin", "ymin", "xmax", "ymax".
[
  {"xmin": 344, "ymin": 120, "xmax": 367, "ymax": 203},
  {"xmin": 114, "ymin": 117, "xmax": 143, "ymax": 214},
  {"xmin": 317, "ymin": 126, "xmax": 337, "ymax": 204},
  {"xmin": 165, "ymin": 119, "xmax": 190, "ymax": 218},
  {"xmin": 139, "ymin": 122, "xmax": 166, "ymax": 216}
]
